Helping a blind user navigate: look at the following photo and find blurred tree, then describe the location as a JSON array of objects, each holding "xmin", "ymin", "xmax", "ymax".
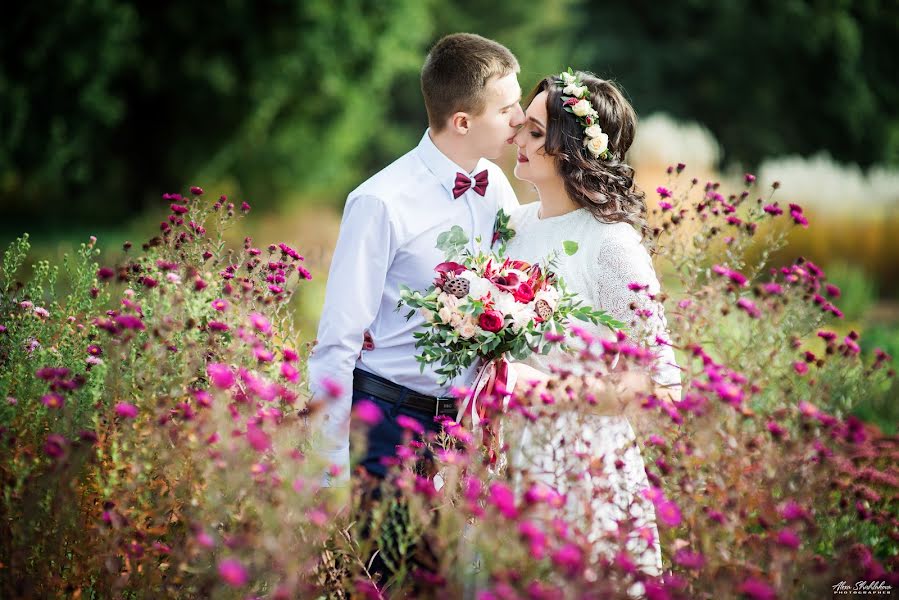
[
  {"xmin": 569, "ymin": 0, "xmax": 899, "ymax": 169},
  {"xmin": 2, "ymin": 1, "xmax": 897, "ymax": 230},
  {"xmin": 1, "ymin": 0, "xmax": 433, "ymax": 228}
]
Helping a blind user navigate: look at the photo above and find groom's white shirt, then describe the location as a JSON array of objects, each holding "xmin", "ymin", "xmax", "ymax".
[{"xmin": 308, "ymin": 130, "xmax": 519, "ymax": 484}]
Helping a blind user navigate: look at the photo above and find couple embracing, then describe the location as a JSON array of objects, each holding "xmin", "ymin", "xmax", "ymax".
[{"xmin": 307, "ymin": 32, "xmax": 682, "ymax": 579}]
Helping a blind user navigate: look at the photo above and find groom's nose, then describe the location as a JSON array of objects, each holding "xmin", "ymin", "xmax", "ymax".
[{"xmin": 509, "ymin": 103, "xmax": 525, "ymax": 128}]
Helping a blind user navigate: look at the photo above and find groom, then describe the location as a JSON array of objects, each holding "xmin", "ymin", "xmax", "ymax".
[{"xmin": 308, "ymin": 33, "xmax": 524, "ymax": 486}]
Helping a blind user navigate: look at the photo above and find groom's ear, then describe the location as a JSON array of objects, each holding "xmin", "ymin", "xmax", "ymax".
[{"xmin": 450, "ymin": 112, "xmax": 471, "ymax": 135}]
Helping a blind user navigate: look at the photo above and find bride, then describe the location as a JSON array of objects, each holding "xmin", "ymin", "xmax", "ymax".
[{"xmin": 504, "ymin": 70, "xmax": 682, "ymax": 583}]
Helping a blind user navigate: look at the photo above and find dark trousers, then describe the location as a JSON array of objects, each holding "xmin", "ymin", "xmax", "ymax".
[{"xmin": 351, "ymin": 371, "xmax": 448, "ymax": 589}]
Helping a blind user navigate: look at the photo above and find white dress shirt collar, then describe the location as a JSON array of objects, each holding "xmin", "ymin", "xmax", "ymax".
[{"xmin": 416, "ymin": 129, "xmax": 488, "ymax": 198}]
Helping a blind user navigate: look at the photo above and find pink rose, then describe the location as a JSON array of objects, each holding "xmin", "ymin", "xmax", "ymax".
[
  {"xmin": 478, "ymin": 309, "xmax": 504, "ymax": 333},
  {"xmin": 513, "ymin": 282, "xmax": 535, "ymax": 303}
]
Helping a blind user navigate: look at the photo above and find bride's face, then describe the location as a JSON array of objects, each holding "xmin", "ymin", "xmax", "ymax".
[{"xmin": 512, "ymin": 91, "xmax": 555, "ymax": 185}]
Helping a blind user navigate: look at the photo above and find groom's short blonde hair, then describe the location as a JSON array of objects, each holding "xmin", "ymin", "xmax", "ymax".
[{"xmin": 421, "ymin": 33, "xmax": 519, "ymax": 132}]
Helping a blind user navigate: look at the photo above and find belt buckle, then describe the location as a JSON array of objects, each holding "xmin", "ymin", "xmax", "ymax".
[{"xmin": 435, "ymin": 396, "xmax": 454, "ymax": 417}]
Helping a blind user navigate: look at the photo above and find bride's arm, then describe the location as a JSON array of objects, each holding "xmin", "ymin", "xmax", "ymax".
[{"xmin": 591, "ymin": 235, "xmax": 683, "ymax": 393}]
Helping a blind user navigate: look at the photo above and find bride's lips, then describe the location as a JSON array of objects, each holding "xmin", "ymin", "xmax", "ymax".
[{"xmin": 517, "ymin": 153, "xmax": 529, "ymax": 163}]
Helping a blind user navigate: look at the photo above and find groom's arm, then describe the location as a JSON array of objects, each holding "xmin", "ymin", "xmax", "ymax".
[{"xmin": 307, "ymin": 193, "xmax": 395, "ymax": 486}]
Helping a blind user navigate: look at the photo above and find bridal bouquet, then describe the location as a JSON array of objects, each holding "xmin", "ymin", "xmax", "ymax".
[
  {"xmin": 399, "ymin": 215, "xmax": 622, "ymax": 386},
  {"xmin": 397, "ymin": 214, "xmax": 623, "ymax": 466}
]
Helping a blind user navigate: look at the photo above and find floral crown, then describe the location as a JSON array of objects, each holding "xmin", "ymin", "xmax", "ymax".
[{"xmin": 555, "ymin": 68, "xmax": 610, "ymax": 160}]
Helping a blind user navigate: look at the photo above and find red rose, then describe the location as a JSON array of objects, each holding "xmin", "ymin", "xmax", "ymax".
[
  {"xmin": 478, "ymin": 309, "xmax": 504, "ymax": 333},
  {"xmin": 513, "ymin": 282, "xmax": 535, "ymax": 303}
]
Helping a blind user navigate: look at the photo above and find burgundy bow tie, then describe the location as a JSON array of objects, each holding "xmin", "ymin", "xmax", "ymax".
[{"xmin": 452, "ymin": 170, "xmax": 489, "ymax": 199}]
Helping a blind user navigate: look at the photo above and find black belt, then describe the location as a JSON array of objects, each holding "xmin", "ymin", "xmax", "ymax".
[{"xmin": 353, "ymin": 369, "xmax": 458, "ymax": 416}]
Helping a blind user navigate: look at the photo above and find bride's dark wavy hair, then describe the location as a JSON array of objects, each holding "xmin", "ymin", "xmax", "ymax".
[{"xmin": 529, "ymin": 72, "xmax": 649, "ymax": 238}]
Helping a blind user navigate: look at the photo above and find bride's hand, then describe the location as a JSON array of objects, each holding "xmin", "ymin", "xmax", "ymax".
[{"xmin": 582, "ymin": 370, "xmax": 653, "ymax": 417}]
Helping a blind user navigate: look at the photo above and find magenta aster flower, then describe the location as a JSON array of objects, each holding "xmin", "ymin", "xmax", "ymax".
[
  {"xmin": 249, "ymin": 312, "xmax": 272, "ymax": 334},
  {"xmin": 240, "ymin": 201, "xmax": 251, "ymax": 212},
  {"xmin": 659, "ymin": 201, "xmax": 673, "ymax": 211},
  {"xmin": 211, "ymin": 299, "xmax": 228, "ymax": 312},
  {"xmin": 774, "ymin": 527, "xmax": 801, "ymax": 549},
  {"xmin": 97, "ymin": 267, "xmax": 115, "ymax": 281},
  {"xmin": 488, "ymin": 481, "xmax": 518, "ymax": 519},
  {"xmin": 674, "ymin": 548, "xmax": 705, "ymax": 569},
  {"xmin": 550, "ymin": 543, "xmax": 582, "ymax": 574},
  {"xmin": 736, "ymin": 298, "xmax": 761, "ymax": 318},
  {"xmin": 115, "ymin": 402, "xmax": 139, "ymax": 419},
  {"xmin": 744, "ymin": 173, "xmax": 756, "ymax": 184},
  {"xmin": 738, "ymin": 578, "xmax": 776, "ymax": 600},
  {"xmin": 396, "ymin": 414, "xmax": 424, "ymax": 434},
  {"xmin": 321, "ymin": 377, "xmax": 343, "ymax": 397},
  {"xmin": 353, "ymin": 399, "xmax": 383, "ymax": 426},
  {"xmin": 766, "ymin": 420, "xmax": 787, "ymax": 439},
  {"xmin": 825, "ymin": 283, "xmax": 840, "ymax": 298},
  {"xmin": 217, "ymin": 558, "xmax": 248, "ymax": 587},
  {"xmin": 778, "ymin": 500, "xmax": 807, "ymax": 521},
  {"xmin": 283, "ymin": 347, "xmax": 298, "ymax": 363},
  {"xmin": 44, "ymin": 433, "xmax": 67, "ymax": 458},
  {"xmin": 789, "ymin": 203, "xmax": 809, "ymax": 227},
  {"xmin": 655, "ymin": 499, "xmax": 682, "ymax": 527},
  {"xmin": 170, "ymin": 203, "xmax": 189, "ymax": 215},
  {"xmin": 280, "ymin": 361, "xmax": 299, "ymax": 383},
  {"xmin": 656, "ymin": 186, "xmax": 673, "ymax": 198},
  {"xmin": 42, "ymin": 393, "xmax": 65, "ymax": 409},
  {"xmin": 761, "ymin": 282, "xmax": 783, "ymax": 295},
  {"xmin": 190, "ymin": 186, "xmax": 204, "ymax": 196},
  {"xmin": 207, "ymin": 321, "xmax": 229, "ymax": 332},
  {"xmin": 207, "ymin": 363, "xmax": 234, "ymax": 389},
  {"xmin": 245, "ymin": 424, "xmax": 271, "ymax": 452}
]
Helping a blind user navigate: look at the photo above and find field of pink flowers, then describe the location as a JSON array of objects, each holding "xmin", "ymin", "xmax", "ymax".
[{"xmin": 0, "ymin": 174, "xmax": 896, "ymax": 599}]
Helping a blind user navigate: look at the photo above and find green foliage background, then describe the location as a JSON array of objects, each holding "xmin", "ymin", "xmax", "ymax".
[{"xmin": 3, "ymin": 0, "xmax": 897, "ymax": 229}]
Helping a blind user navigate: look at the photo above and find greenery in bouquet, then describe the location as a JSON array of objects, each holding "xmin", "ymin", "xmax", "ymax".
[{"xmin": 396, "ymin": 219, "xmax": 623, "ymax": 385}]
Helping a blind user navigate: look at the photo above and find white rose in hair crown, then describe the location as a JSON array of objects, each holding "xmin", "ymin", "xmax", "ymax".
[
  {"xmin": 557, "ymin": 67, "xmax": 612, "ymax": 160},
  {"xmin": 397, "ymin": 209, "xmax": 624, "ymax": 467}
]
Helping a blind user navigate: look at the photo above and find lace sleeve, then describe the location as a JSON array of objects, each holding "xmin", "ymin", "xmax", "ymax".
[{"xmin": 591, "ymin": 233, "xmax": 682, "ymax": 388}]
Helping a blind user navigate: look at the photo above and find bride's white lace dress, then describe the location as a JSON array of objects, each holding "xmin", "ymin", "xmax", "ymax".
[{"xmin": 505, "ymin": 202, "xmax": 681, "ymax": 580}]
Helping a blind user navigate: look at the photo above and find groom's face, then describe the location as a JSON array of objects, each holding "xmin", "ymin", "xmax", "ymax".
[{"xmin": 466, "ymin": 72, "xmax": 525, "ymax": 160}]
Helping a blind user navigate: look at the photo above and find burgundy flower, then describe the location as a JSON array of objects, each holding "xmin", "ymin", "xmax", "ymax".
[
  {"xmin": 241, "ymin": 201, "xmax": 251, "ymax": 212},
  {"xmin": 170, "ymin": 203, "xmax": 189, "ymax": 215},
  {"xmin": 744, "ymin": 173, "xmax": 756, "ymax": 184},
  {"xmin": 478, "ymin": 309, "xmax": 504, "ymax": 333},
  {"xmin": 513, "ymin": 282, "xmax": 535, "ymax": 303},
  {"xmin": 97, "ymin": 267, "xmax": 115, "ymax": 281},
  {"xmin": 190, "ymin": 186, "xmax": 204, "ymax": 196}
]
